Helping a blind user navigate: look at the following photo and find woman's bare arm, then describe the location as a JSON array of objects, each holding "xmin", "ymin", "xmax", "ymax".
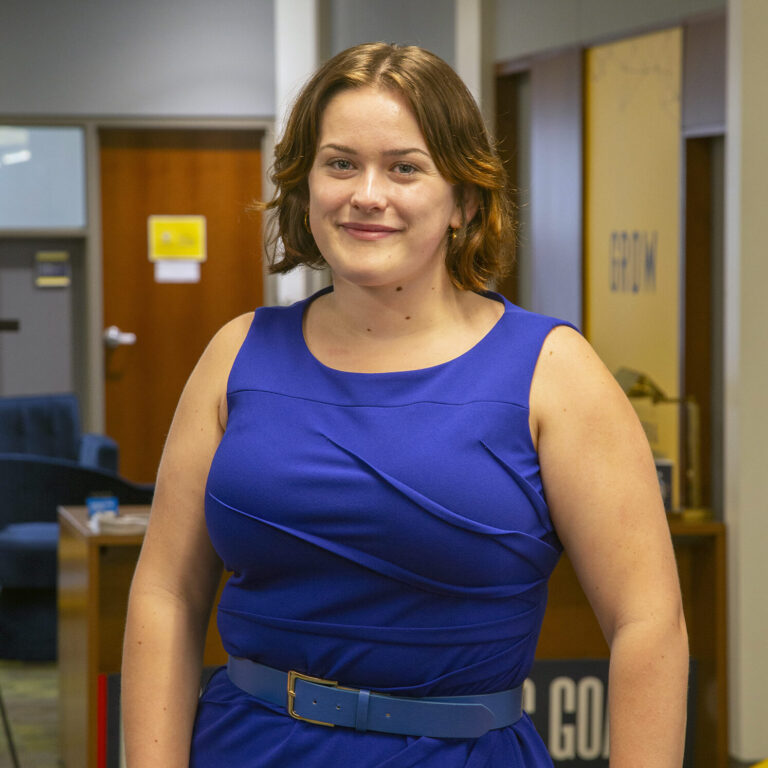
[
  {"xmin": 122, "ymin": 313, "xmax": 252, "ymax": 767},
  {"xmin": 532, "ymin": 326, "xmax": 689, "ymax": 767}
]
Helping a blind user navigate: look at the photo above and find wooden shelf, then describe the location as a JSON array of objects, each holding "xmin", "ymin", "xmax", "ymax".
[{"xmin": 536, "ymin": 517, "xmax": 726, "ymax": 768}]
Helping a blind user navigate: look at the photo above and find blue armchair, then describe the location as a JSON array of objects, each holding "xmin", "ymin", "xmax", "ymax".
[
  {"xmin": 0, "ymin": 393, "xmax": 119, "ymax": 473},
  {"xmin": 0, "ymin": 456, "xmax": 154, "ymax": 660},
  {"xmin": 0, "ymin": 396, "xmax": 154, "ymax": 661}
]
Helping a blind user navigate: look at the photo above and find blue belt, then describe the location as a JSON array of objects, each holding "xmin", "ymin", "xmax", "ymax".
[{"xmin": 226, "ymin": 655, "xmax": 523, "ymax": 739}]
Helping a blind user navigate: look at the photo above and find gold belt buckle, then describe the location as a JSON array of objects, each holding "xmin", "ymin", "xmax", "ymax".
[{"xmin": 286, "ymin": 670, "xmax": 340, "ymax": 727}]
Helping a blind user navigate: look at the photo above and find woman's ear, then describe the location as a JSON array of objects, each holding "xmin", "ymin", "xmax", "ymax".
[{"xmin": 451, "ymin": 185, "xmax": 480, "ymax": 229}]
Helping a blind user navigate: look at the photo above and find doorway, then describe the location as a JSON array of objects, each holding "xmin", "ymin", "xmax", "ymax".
[
  {"xmin": 99, "ymin": 128, "xmax": 264, "ymax": 482},
  {"xmin": 0, "ymin": 237, "xmax": 84, "ymax": 397},
  {"xmin": 683, "ymin": 134, "xmax": 724, "ymax": 515}
]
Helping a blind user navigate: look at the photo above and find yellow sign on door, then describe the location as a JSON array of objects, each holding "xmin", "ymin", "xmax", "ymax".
[{"xmin": 147, "ymin": 215, "xmax": 207, "ymax": 261}]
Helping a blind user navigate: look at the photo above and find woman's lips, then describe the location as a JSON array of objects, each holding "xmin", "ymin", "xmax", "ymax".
[{"xmin": 340, "ymin": 222, "xmax": 400, "ymax": 241}]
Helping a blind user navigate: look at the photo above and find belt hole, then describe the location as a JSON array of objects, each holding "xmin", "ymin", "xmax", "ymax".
[
  {"xmin": 385, "ymin": 713, "xmax": 391, "ymax": 718},
  {"xmin": 336, "ymin": 704, "xmax": 341, "ymax": 710},
  {"xmin": 312, "ymin": 699, "xmax": 317, "ymax": 705}
]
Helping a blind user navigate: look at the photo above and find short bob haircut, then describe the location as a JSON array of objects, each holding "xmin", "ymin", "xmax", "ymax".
[{"xmin": 259, "ymin": 42, "xmax": 515, "ymax": 292}]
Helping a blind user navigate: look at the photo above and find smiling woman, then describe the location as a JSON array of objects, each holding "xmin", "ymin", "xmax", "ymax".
[
  {"xmin": 261, "ymin": 43, "xmax": 515, "ymax": 292},
  {"xmin": 121, "ymin": 42, "xmax": 688, "ymax": 768},
  {"xmin": 299, "ymin": 84, "xmax": 501, "ymax": 374},
  {"xmin": 306, "ymin": 87, "xmax": 464, "ymax": 291}
]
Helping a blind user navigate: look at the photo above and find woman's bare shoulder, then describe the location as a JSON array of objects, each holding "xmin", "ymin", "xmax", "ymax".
[
  {"xmin": 195, "ymin": 312, "xmax": 254, "ymax": 428},
  {"xmin": 535, "ymin": 324, "xmax": 604, "ymax": 385},
  {"xmin": 206, "ymin": 312, "xmax": 255, "ymax": 360},
  {"xmin": 528, "ymin": 325, "xmax": 619, "ymax": 448}
]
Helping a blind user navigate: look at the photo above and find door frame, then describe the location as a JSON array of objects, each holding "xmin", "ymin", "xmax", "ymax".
[{"xmin": 0, "ymin": 115, "xmax": 275, "ymax": 434}]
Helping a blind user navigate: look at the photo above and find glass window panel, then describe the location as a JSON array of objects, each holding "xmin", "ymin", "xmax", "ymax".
[{"xmin": 0, "ymin": 126, "xmax": 86, "ymax": 229}]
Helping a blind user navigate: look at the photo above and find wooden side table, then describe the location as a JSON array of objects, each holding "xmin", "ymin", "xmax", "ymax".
[{"xmin": 57, "ymin": 505, "xmax": 227, "ymax": 768}]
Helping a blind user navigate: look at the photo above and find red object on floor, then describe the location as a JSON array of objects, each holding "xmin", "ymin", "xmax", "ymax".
[{"xmin": 97, "ymin": 674, "xmax": 107, "ymax": 768}]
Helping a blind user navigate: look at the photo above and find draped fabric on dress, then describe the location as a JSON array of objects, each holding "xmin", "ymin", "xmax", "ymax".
[{"xmin": 191, "ymin": 288, "xmax": 576, "ymax": 767}]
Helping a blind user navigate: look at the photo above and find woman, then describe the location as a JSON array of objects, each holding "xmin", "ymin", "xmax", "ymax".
[{"xmin": 122, "ymin": 43, "xmax": 688, "ymax": 767}]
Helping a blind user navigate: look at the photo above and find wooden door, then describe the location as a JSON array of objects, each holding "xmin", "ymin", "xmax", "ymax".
[{"xmin": 100, "ymin": 129, "xmax": 263, "ymax": 482}]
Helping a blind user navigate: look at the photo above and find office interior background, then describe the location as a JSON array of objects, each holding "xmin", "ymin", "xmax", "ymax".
[{"xmin": 0, "ymin": 0, "xmax": 766, "ymax": 765}]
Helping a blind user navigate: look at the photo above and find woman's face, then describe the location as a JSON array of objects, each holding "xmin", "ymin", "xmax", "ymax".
[{"xmin": 307, "ymin": 86, "xmax": 462, "ymax": 290}]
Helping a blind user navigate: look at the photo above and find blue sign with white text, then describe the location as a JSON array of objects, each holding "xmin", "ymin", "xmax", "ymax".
[{"xmin": 525, "ymin": 659, "xmax": 696, "ymax": 766}]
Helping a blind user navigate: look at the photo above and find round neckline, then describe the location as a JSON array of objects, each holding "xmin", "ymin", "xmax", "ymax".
[{"xmin": 297, "ymin": 286, "xmax": 510, "ymax": 377}]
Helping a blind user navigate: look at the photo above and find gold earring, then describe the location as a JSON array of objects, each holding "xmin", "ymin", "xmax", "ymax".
[
  {"xmin": 448, "ymin": 227, "xmax": 457, "ymax": 241},
  {"xmin": 304, "ymin": 211, "xmax": 311, "ymax": 234}
]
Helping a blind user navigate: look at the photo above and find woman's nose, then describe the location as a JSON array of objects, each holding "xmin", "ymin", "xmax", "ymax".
[{"xmin": 350, "ymin": 169, "xmax": 386, "ymax": 211}]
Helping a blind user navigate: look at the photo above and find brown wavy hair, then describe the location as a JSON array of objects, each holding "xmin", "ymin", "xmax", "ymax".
[{"xmin": 258, "ymin": 42, "xmax": 515, "ymax": 291}]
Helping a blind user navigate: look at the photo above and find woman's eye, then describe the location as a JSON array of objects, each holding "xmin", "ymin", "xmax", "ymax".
[
  {"xmin": 329, "ymin": 159, "xmax": 354, "ymax": 171},
  {"xmin": 393, "ymin": 162, "xmax": 417, "ymax": 175}
]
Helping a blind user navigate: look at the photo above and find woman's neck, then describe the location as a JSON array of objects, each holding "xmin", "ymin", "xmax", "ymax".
[
  {"xmin": 303, "ymin": 269, "xmax": 503, "ymax": 374},
  {"xmin": 321, "ymin": 271, "xmax": 466, "ymax": 342}
]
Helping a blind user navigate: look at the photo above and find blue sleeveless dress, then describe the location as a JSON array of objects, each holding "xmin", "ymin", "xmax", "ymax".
[{"xmin": 191, "ymin": 288, "xmax": 573, "ymax": 767}]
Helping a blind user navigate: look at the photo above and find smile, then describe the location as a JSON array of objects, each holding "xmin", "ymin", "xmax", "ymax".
[{"xmin": 339, "ymin": 223, "xmax": 400, "ymax": 241}]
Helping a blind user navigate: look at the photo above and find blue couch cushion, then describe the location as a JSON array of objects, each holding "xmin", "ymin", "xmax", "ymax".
[
  {"xmin": 0, "ymin": 522, "xmax": 58, "ymax": 589},
  {"xmin": 0, "ymin": 394, "xmax": 80, "ymax": 460},
  {"xmin": 79, "ymin": 432, "xmax": 119, "ymax": 473}
]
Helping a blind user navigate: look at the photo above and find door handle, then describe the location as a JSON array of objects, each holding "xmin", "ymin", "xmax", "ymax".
[{"xmin": 103, "ymin": 325, "xmax": 137, "ymax": 349}]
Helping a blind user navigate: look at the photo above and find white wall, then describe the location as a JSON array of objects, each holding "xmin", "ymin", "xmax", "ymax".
[
  {"xmin": 0, "ymin": 0, "xmax": 275, "ymax": 117},
  {"xmin": 494, "ymin": 0, "xmax": 725, "ymax": 62},
  {"xmin": 327, "ymin": 0, "xmax": 455, "ymax": 64},
  {"xmin": 455, "ymin": 0, "xmax": 482, "ymax": 104},
  {"xmin": 724, "ymin": 0, "xmax": 768, "ymax": 760}
]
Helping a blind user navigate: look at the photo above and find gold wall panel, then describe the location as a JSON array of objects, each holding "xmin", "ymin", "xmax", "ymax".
[{"xmin": 584, "ymin": 27, "xmax": 682, "ymax": 505}]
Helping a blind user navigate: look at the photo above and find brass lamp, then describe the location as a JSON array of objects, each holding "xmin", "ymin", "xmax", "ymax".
[{"xmin": 614, "ymin": 367, "xmax": 701, "ymax": 509}]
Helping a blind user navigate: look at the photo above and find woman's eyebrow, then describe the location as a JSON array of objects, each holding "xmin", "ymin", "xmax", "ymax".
[
  {"xmin": 318, "ymin": 143, "xmax": 356, "ymax": 154},
  {"xmin": 317, "ymin": 143, "xmax": 430, "ymax": 158},
  {"xmin": 382, "ymin": 147, "xmax": 430, "ymax": 158}
]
